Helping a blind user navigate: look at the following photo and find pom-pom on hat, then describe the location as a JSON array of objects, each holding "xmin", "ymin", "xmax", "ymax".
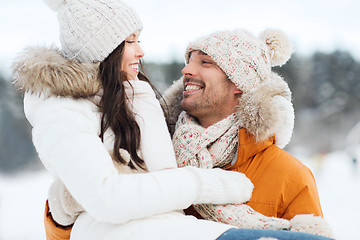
[
  {"xmin": 43, "ymin": 0, "xmax": 143, "ymax": 63},
  {"xmin": 185, "ymin": 29, "xmax": 293, "ymax": 92}
]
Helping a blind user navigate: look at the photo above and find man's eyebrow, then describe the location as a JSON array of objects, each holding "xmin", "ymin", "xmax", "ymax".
[{"xmin": 188, "ymin": 51, "xmax": 208, "ymax": 58}]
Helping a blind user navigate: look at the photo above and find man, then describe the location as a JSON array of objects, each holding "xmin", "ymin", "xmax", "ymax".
[{"xmin": 164, "ymin": 29, "xmax": 324, "ymax": 222}]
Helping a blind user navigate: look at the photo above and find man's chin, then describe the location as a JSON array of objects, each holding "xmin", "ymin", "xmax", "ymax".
[
  {"xmin": 180, "ymin": 101, "xmax": 192, "ymax": 114},
  {"xmin": 180, "ymin": 101, "xmax": 188, "ymax": 112},
  {"xmin": 180, "ymin": 103, "xmax": 198, "ymax": 118}
]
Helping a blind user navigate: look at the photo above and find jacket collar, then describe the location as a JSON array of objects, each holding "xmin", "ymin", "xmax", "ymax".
[{"xmin": 226, "ymin": 128, "xmax": 274, "ymax": 170}]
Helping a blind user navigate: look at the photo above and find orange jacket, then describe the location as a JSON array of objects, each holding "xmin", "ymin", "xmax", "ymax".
[
  {"xmin": 227, "ymin": 129, "xmax": 323, "ymax": 220},
  {"xmin": 44, "ymin": 201, "xmax": 72, "ymax": 240}
]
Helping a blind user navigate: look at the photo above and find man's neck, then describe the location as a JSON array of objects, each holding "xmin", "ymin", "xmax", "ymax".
[{"xmin": 197, "ymin": 114, "xmax": 233, "ymax": 128}]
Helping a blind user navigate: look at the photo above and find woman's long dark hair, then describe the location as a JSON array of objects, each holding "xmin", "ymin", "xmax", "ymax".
[{"xmin": 99, "ymin": 42, "xmax": 161, "ymax": 170}]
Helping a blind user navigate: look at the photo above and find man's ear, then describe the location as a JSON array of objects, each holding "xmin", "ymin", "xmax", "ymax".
[{"xmin": 234, "ymin": 89, "xmax": 243, "ymax": 95}]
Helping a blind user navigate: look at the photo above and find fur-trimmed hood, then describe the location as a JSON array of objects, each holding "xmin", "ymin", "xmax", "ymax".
[
  {"xmin": 12, "ymin": 46, "xmax": 101, "ymax": 98},
  {"xmin": 162, "ymin": 74, "xmax": 294, "ymax": 149}
]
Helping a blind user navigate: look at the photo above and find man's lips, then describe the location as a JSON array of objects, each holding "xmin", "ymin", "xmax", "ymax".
[
  {"xmin": 184, "ymin": 82, "xmax": 204, "ymax": 94},
  {"xmin": 183, "ymin": 78, "xmax": 205, "ymax": 94}
]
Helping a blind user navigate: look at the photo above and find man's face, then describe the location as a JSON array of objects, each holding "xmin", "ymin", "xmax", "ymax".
[{"xmin": 181, "ymin": 50, "xmax": 241, "ymax": 127}]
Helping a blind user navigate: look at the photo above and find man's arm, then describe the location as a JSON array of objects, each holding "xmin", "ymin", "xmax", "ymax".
[{"xmin": 282, "ymin": 170, "xmax": 323, "ymax": 219}]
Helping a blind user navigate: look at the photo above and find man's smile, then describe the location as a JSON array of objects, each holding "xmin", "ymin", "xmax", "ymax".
[{"xmin": 183, "ymin": 78, "xmax": 205, "ymax": 95}]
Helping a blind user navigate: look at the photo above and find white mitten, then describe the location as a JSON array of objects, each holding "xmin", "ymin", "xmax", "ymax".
[
  {"xmin": 186, "ymin": 167, "xmax": 254, "ymax": 205},
  {"xmin": 290, "ymin": 214, "xmax": 333, "ymax": 238},
  {"xmin": 195, "ymin": 203, "xmax": 290, "ymax": 230},
  {"xmin": 48, "ymin": 178, "xmax": 84, "ymax": 226}
]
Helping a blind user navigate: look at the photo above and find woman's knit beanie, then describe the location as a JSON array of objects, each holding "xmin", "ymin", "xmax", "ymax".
[
  {"xmin": 43, "ymin": 0, "xmax": 142, "ymax": 63},
  {"xmin": 185, "ymin": 29, "xmax": 293, "ymax": 92}
]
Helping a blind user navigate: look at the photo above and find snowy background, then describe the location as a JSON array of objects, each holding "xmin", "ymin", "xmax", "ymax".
[{"xmin": 1, "ymin": 0, "xmax": 360, "ymax": 239}]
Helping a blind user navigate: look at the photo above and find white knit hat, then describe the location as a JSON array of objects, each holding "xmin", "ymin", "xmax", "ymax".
[
  {"xmin": 185, "ymin": 29, "xmax": 293, "ymax": 92},
  {"xmin": 44, "ymin": 0, "xmax": 143, "ymax": 63}
]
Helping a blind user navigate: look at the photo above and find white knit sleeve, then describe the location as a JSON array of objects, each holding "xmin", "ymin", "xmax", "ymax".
[{"xmin": 24, "ymin": 93, "xmax": 199, "ymax": 224}]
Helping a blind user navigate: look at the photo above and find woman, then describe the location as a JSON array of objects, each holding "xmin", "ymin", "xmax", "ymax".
[{"xmin": 13, "ymin": 0, "xmax": 334, "ymax": 239}]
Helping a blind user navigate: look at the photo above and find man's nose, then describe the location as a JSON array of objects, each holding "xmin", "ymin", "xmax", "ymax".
[{"xmin": 182, "ymin": 62, "xmax": 195, "ymax": 77}]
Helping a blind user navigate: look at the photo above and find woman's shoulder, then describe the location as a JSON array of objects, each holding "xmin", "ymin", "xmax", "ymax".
[
  {"xmin": 12, "ymin": 46, "xmax": 101, "ymax": 99},
  {"xmin": 24, "ymin": 92, "xmax": 98, "ymax": 112},
  {"xmin": 24, "ymin": 92, "xmax": 100, "ymax": 131}
]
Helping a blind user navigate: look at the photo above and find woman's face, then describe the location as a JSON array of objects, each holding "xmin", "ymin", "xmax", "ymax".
[{"xmin": 121, "ymin": 30, "xmax": 144, "ymax": 80}]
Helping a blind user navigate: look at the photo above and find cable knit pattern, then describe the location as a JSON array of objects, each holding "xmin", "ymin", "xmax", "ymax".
[{"xmin": 43, "ymin": 0, "xmax": 142, "ymax": 63}]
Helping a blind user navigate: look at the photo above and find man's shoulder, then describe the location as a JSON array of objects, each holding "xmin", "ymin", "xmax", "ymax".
[{"xmin": 261, "ymin": 145, "xmax": 314, "ymax": 178}]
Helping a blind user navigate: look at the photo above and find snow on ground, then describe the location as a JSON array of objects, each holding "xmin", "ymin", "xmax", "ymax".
[
  {"xmin": 0, "ymin": 151, "xmax": 359, "ymax": 240},
  {"xmin": 309, "ymin": 151, "xmax": 360, "ymax": 240},
  {"xmin": 0, "ymin": 171, "xmax": 51, "ymax": 240}
]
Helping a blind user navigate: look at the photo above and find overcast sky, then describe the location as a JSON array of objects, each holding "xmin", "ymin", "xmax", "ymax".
[{"xmin": 1, "ymin": 0, "xmax": 359, "ymax": 76}]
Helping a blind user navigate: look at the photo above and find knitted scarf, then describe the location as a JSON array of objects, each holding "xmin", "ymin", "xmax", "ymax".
[
  {"xmin": 172, "ymin": 111, "xmax": 290, "ymax": 230},
  {"xmin": 173, "ymin": 111, "xmax": 240, "ymax": 169}
]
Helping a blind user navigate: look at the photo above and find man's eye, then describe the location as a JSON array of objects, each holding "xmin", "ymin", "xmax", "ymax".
[{"xmin": 202, "ymin": 60, "xmax": 211, "ymax": 64}]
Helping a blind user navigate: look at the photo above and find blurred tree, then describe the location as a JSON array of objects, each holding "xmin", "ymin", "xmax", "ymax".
[
  {"xmin": 274, "ymin": 54, "xmax": 312, "ymax": 111},
  {"xmin": 163, "ymin": 60, "xmax": 185, "ymax": 85},
  {"xmin": 0, "ymin": 75, "xmax": 40, "ymax": 173},
  {"xmin": 308, "ymin": 51, "xmax": 360, "ymax": 115},
  {"xmin": 144, "ymin": 61, "xmax": 184, "ymax": 93},
  {"xmin": 252, "ymin": 51, "xmax": 360, "ymax": 154}
]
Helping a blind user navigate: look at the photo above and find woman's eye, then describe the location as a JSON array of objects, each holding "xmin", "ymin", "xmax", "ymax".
[
  {"xmin": 126, "ymin": 40, "xmax": 141, "ymax": 44},
  {"xmin": 202, "ymin": 60, "xmax": 211, "ymax": 64}
]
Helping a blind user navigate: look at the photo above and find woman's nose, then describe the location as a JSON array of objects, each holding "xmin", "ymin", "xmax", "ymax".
[{"xmin": 136, "ymin": 44, "xmax": 144, "ymax": 59}]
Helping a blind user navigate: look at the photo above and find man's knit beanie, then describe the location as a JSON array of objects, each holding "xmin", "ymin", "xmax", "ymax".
[
  {"xmin": 185, "ymin": 29, "xmax": 293, "ymax": 92},
  {"xmin": 43, "ymin": 0, "xmax": 143, "ymax": 63}
]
